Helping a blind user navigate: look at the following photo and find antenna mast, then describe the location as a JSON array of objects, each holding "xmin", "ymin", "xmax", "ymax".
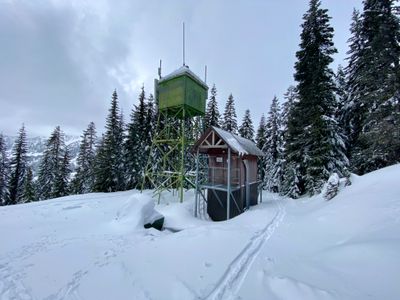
[
  {"xmin": 158, "ymin": 59, "xmax": 162, "ymax": 79},
  {"xmin": 183, "ymin": 22, "xmax": 186, "ymax": 66}
]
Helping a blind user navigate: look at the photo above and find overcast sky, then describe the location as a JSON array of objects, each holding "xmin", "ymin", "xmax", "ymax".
[{"xmin": 0, "ymin": 0, "xmax": 363, "ymax": 137}]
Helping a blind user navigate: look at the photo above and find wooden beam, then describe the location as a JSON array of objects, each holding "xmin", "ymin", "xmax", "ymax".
[{"xmin": 199, "ymin": 145, "xmax": 228, "ymax": 149}]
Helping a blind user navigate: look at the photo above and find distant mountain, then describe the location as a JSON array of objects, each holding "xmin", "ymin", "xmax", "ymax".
[{"xmin": 4, "ymin": 135, "xmax": 81, "ymax": 177}]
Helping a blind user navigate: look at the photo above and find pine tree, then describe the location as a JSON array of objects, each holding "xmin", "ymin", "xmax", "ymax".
[
  {"xmin": 0, "ymin": 134, "xmax": 9, "ymax": 205},
  {"xmin": 335, "ymin": 65, "xmax": 347, "ymax": 119},
  {"xmin": 281, "ymin": 86, "xmax": 298, "ymax": 133},
  {"xmin": 222, "ymin": 94, "xmax": 238, "ymax": 134},
  {"xmin": 284, "ymin": 0, "xmax": 348, "ymax": 197},
  {"xmin": 53, "ymin": 148, "xmax": 71, "ymax": 198},
  {"xmin": 94, "ymin": 90, "xmax": 125, "ymax": 192},
  {"xmin": 262, "ymin": 97, "xmax": 282, "ymax": 192},
  {"xmin": 255, "ymin": 115, "xmax": 267, "ymax": 184},
  {"xmin": 239, "ymin": 109, "xmax": 255, "ymax": 141},
  {"xmin": 279, "ymin": 86, "xmax": 299, "ymax": 196},
  {"xmin": 124, "ymin": 87, "xmax": 149, "ymax": 190},
  {"xmin": 37, "ymin": 126, "xmax": 69, "ymax": 200},
  {"xmin": 22, "ymin": 167, "xmax": 36, "ymax": 202},
  {"xmin": 205, "ymin": 84, "xmax": 221, "ymax": 129},
  {"xmin": 342, "ymin": 9, "xmax": 365, "ymax": 153},
  {"xmin": 72, "ymin": 122, "xmax": 97, "ymax": 194},
  {"xmin": 255, "ymin": 115, "xmax": 267, "ymax": 150},
  {"xmin": 345, "ymin": 0, "xmax": 400, "ymax": 174},
  {"xmin": 7, "ymin": 125, "xmax": 28, "ymax": 205}
]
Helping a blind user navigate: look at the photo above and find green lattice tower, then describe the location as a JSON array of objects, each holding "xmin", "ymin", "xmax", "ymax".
[{"xmin": 141, "ymin": 66, "xmax": 208, "ymax": 203}]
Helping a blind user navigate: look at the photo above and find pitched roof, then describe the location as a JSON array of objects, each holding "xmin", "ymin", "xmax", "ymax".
[
  {"xmin": 193, "ymin": 126, "xmax": 263, "ymax": 156},
  {"xmin": 159, "ymin": 65, "xmax": 208, "ymax": 89},
  {"xmin": 211, "ymin": 126, "xmax": 264, "ymax": 156}
]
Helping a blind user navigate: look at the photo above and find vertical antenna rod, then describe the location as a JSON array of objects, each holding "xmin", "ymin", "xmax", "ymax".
[
  {"xmin": 204, "ymin": 65, "xmax": 207, "ymax": 83},
  {"xmin": 183, "ymin": 22, "xmax": 186, "ymax": 66},
  {"xmin": 158, "ymin": 59, "xmax": 162, "ymax": 79}
]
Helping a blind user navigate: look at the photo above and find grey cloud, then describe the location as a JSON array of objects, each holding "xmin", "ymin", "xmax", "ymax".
[{"xmin": 0, "ymin": 0, "xmax": 363, "ymax": 137}]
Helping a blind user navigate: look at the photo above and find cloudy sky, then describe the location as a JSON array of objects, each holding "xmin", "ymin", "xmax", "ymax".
[{"xmin": 0, "ymin": 0, "xmax": 363, "ymax": 137}]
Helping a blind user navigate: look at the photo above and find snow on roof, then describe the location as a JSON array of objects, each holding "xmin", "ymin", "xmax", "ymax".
[
  {"xmin": 212, "ymin": 126, "xmax": 264, "ymax": 157},
  {"xmin": 159, "ymin": 65, "xmax": 208, "ymax": 89}
]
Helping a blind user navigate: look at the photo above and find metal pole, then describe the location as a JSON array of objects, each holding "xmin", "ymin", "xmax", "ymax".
[
  {"xmin": 227, "ymin": 148, "xmax": 231, "ymax": 220},
  {"xmin": 179, "ymin": 109, "xmax": 185, "ymax": 203},
  {"xmin": 194, "ymin": 149, "xmax": 199, "ymax": 217},
  {"xmin": 183, "ymin": 22, "xmax": 186, "ymax": 66}
]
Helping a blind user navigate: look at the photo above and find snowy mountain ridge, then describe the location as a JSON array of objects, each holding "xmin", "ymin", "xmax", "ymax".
[{"xmin": 3, "ymin": 135, "xmax": 81, "ymax": 175}]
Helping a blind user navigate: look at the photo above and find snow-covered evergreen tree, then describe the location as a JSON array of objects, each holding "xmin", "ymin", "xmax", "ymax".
[
  {"xmin": 22, "ymin": 167, "xmax": 36, "ymax": 202},
  {"xmin": 281, "ymin": 162, "xmax": 301, "ymax": 199},
  {"xmin": 7, "ymin": 125, "xmax": 28, "ymax": 205},
  {"xmin": 222, "ymin": 94, "xmax": 238, "ymax": 134},
  {"xmin": 262, "ymin": 97, "xmax": 282, "ymax": 192},
  {"xmin": 284, "ymin": 0, "xmax": 348, "ymax": 197},
  {"xmin": 0, "ymin": 134, "xmax": 9, "ymax": 205},
  {"xmin": 239, "ymin": 109, "xmax": 255, "ymax": 141},
  {"xmin": 37, "ymin": 126, "xmax": 70, "ymax": 200},
  {"xmin": 124, "ymin": 87, "xmax": 150, "ymax": 190},
  {"xmin": 278, "ymin": 86, "xmax": 299, "ymax": 196},
  {"xmin": 322, "ymin": 172, "xmax": 340, "ymax": 200},
  {"xmin": 342, "ymin": 9, "xmax": 364, "ymax": 154},
  {"xmin": 344, "ymin": 0, "xmax": 400, "ymax": 174},
  {"xmin": 281, "ymin": 86, "xmax": 298, "ymax": 133},
  {"xmin": 71, "ymin": 122, "xmax": 97, "ymax": 194},
  {"xmin": 334, "ymin": 65, "xmax": 347, "ymax": 119},
  {"xmin": 94, "ymin": 90, "xmax": 125, "ymax": 192},
  {"xmin": 204, "ymin": 84, "xmax": 221, "ymax": 129},
  {"xmin": 255, "ymin": 115, "xmax": 267, "ymax": 150},
  {"xmin": 255, "ymin": 115, "xmax": 267, "ymax": 183},
  {"xmin": 53, "ymin": 148, "xmax": 71, "ymax": 198}
]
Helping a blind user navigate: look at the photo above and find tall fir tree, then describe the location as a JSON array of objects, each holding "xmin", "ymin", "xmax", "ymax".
[
  {"xmin": 7, "ymin": 125, "xmax": 28, "ymax": 205},
  {"xmin": 239, "ymin": 109, "xmax": 255, "ymax": 141},
  {"xmin": 204, "ymin": 84, "xmax": 221, "ymax": 129},
  {"xmin": 279, "ymin": 86, "xmax": 299, "ymax": 197},
  {"xmin": 255, "ymin": 115, "xmax": 267, "ymax": 184},
  {"xmin": 22, "ymin": 166, "xmax": 36, "ymax": 202},
  {"xmin": 124, "ymin": 87, "xmax": 150, "ymax": 189},
  {"xmin": 345, "ymin": 0, "xmax": 400, "ymax": 174},
  {"xmin": 334, "ymin": 65, "xmax": 347, "ymax": 118},
  {"xmin": 281, "ymin": 86, "xmax": 298, "ymax": 133},
  {"xmin": 222, "ymin": 94, "xmax": 238, "ymax": 134},
  {"xmin": 37, "ymin": 126, "xmax": 70, "ymax": 200},
  {"xmin": 71, "ymin": 122, "xmax": 97, "ymax": 194},
  {"xmin": 342, "ymin": 9, "xmax": 364, "ymax": 153},
  {"xmin": 262, "ymin": 97, "xmax": 283, "ymax": 192},
  {"xmin": 53, "ymin": 148, "xmax": 71, "ymax": 198},
  {"xmin": 0, "ymin": 134, "xmax": 9, "ymax": 205},
  {"xmin": 94, "ymin": 90, "xmax": 125, "ymax": 192},
  {"xmin": 284, "ymin": 0, "xmax": 348, "ymax": 197}
]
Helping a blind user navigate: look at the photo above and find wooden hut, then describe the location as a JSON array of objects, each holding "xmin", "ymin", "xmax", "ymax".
[{"xmin": 192, "ymin": 126, "xmax": 264, "ymax": 221}]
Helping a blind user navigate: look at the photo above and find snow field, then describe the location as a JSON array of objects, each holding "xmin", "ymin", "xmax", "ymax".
[{"xmin": 0, "ymin": 164, "xmax": 399, "ymax": 299}]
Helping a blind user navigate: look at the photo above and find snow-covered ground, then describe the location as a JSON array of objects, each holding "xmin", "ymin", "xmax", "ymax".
[{"xmin": 0, "ymin": 165, "xmax": 399, "ymax": 299}]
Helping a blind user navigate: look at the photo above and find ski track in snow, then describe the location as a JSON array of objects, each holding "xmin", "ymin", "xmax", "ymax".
[{"xmin": 204, "ymin": 196, "xmax": 286, "ymax": 300}]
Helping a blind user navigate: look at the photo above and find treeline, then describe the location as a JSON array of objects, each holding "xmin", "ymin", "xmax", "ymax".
[
  {"xmin": 0, "ymin": 85, "xmax": 251, "ymax": 205},
  {"xmin": 0, "ymin": 88, "xmax": 156, "ymax": 205}
]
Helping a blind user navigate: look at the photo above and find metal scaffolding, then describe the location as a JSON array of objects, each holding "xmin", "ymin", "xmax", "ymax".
[{"xmin": 141, "ymin": 107, "xmax": 203, "ymax": 203}]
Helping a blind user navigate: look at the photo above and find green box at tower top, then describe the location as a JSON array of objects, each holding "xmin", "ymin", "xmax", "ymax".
[{"xmin": 156, "ymin": 66, "xmax": 208, "ymax": 118}]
